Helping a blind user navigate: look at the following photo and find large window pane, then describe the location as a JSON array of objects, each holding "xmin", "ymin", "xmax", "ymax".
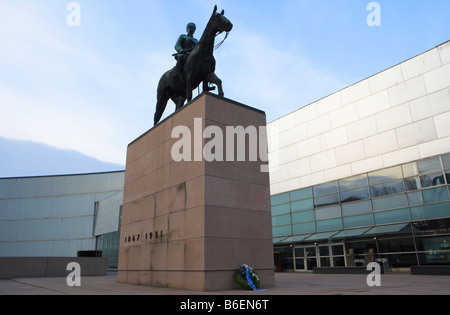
[
  {"xmin": 413, "ymin": 218, "xmax": 450, "ymax": 235},
  {"xmin": 369, "ymin": 166, "xmax": 403, "ymax": 185},
  {"xmin": 418, "ymin": 157, "xmax": 442, "ymax": 173},
  {"xmin": 316, "ymin": 218, "xmax": 342, "ymax": 232},
  {"xmin": 370, "ymin": 180, "xmax": 405, "ymax": 197},
  {"xmin": 339, "ymin": 174, "xmax": 368, "ymax": 191},
  {"xmin": 313, "ymin": 181, "xmax": 338, "ymax": 196},
  {"xmin": 410, "ymin": 202, "xmax": 450, "ymax": 221},
  {"xmin": 332, "ymin": 245, "xmax": 344, "ymax": 256},
  {"xmin": 372, "ymin": 194, "xmax": 407, "ymax": 211},
  {"xmin": 294, "ymin": 247, "xmax": 305, "ymax": 258},
  {"xmin": 407, "ymin": 191, "xmax": 423, "ymax": 206},
  {"xmin": 374, "ymin": 208, "xmax": 410, "ymax": 225},
  {"xmin": 315, "ymin": 205, "xmax": 341, "ymax": 220},
  {"xmin": 291, "ymin": 199, "xmax": 313, "ymax": 212},
  {"xmin": 290, "ymin": 188, "xmax": 313, "ymax": 201},
  {"xmin": 340, "ymin": 187, "xmax": 370, "ymax": 203},
  {"xmin": 292, "ymin": 222, "xmax": 315, "ymax": 234},
  {"xmin": 271, "ymin": 193, "xmax": 289, "ymax": 205},
  {"xmin": 377, "ymin": 236, "xmax": 416, "ymax": 253},
  {"xmin": 404, "ymin": 177, "xmax": 420, "ymax": 191},
  {"xmin": 422, "ymin": 186, "xmax": 450, "ymax": 204},
  {"xmin": 343, "ymin": 214, "xmax": 374, "ymax": 228},
  {"xmin": 415, "ymin": 235, "xmax": 450, "ymax": 254},
  {"xmin": 442, "ymin": 154, "xmax": 450, "ymax": 169},
  {"xmin": 272, "ymin": 203, "xmax": 290, "ymax": 216},
  {"xmin": 314, "ymin": 193, "xmax": 339, "ymax": 207},
  {"xmin": 319, "ymin": 246, "xmax": 330, "ymax": 256},
  {"xmin": 402, "ymin": 162, "xmax": 419, "ymax": 178},
  {"xmin": 292, "ymin": 210, "xmax": 314, "ymax": 223},
  {"xmin": 273, "ymin": 225, "xmax": 292, "ymax": 237},
  {"xmin": 272, "ymin": 214, "xmax": 291, "ymax": 226},
  {"xmin": 420, "ymin": 172, "xmax": 446, "ymax": 188},
  {"xmin": 342, "ymin": 200, "xmax": 372, "ymax": 216}
]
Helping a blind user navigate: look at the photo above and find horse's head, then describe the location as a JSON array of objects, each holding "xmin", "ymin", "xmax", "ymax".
[{"xmin": 211, "ymin": 5, "xmax": 233, "ymax": 34}]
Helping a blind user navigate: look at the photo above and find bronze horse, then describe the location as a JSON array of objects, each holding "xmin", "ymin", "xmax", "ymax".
[{"xmin": 153, "ymin": 6, "xmax": 233, "ymax": 126}]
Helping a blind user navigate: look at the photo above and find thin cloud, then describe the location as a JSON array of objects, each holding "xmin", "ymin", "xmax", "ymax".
[{"xmin": 216, "ymin": 29, "xmax": 346, "ymax": 122}]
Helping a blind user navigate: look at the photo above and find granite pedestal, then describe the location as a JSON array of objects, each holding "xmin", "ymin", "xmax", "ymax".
[{"xmin": 118, "ymin": 93, "xmax": 275, "ymax": 291}]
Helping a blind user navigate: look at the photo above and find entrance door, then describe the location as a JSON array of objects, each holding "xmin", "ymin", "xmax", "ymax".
[
  {"xmin": 294, "ymin": 243, "xmax": 346, "ymax": 271},
  {"xmin": 294, "ymin": 246, "xmax": 317, "ymax": 271},
  {"xmin": 305, "ymin": 246, "xmax": 317, "ymax": 271}
]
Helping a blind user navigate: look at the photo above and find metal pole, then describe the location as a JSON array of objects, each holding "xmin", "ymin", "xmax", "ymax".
[{"xmin": 411, "ymin": 222, "xmax": 420, "ymax": 266}]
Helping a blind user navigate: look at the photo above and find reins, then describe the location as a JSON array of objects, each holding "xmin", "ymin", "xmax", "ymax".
[{"xmin": 214, "ymin": 31, "xmax": 229, "ymax": 50}]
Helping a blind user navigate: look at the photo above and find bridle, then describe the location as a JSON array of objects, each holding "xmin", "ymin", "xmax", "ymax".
[{"xmin": 214, "ymin": 31, "xmax": 229, "ymax": 50}]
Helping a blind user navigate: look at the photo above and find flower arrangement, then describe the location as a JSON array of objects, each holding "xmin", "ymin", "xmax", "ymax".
[{"xmin": 235, "ymin": 264, "xmax": 261, "ymax": 290}]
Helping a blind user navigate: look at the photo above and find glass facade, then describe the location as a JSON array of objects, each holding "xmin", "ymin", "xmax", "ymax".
[
  {"xmin": 96, "ymin": 231, "xmax": 121, "ymax": 268},
  {"xmin": 95, "ymin": 205, "xmax": 122, "ymax": 268},
  {"xmin": 0, "ymin": 171, "xmax": 125, "ymax": 258},
  {"xmin": 272, "ymin": 153, "xmax": 450, "ymax": 270}
]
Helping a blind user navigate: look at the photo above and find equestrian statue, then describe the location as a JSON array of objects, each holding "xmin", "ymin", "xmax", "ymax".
[{"xmin": 153, "ymin": 5, "xmax": 233, "ymax": 126}]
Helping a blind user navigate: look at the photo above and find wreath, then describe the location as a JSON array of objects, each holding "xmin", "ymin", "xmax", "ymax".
[{"xmin": 235, "ymin": 264, "xmax": 261, "ymax": 290}]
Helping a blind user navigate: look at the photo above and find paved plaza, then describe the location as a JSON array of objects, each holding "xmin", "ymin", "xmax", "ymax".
[{"xmin": 1, "ymin": 271, "xmax": 449, "ymax": 295}]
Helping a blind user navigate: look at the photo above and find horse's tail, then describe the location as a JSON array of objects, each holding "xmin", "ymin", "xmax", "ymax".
[{"xmin": 154, "ymin": 71, "xmax": 172, "ymax": 126}]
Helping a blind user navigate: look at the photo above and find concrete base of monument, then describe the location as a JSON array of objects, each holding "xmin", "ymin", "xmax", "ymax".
[{"xmin": 117, "ymin": 93, "xmax": 275, "ymax": 291}]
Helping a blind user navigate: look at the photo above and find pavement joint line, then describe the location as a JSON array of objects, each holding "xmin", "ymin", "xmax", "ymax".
[{"xmin": 8, "ymin": 278, "xmax": 69, "ymax": 295}]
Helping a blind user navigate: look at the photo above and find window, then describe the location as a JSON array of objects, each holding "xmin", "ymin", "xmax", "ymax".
[
  {"xmin": 314, "ymin": 193, "xmax": 339, "ymax": 207},
  {"xmin": 339, "ymin": 174, "xmax": 368, "ymax": 191},
  {"xmin": 291, "ymin": 199, "xmax": 313, "ymax": 212},
  {"xmin": 343, "ymin": 214, "xmax": 373, "ymax": 228},
  {"xmin": 313, "ymin": 181, "xmax": 338, "ymax": 196},
  {"xmin": 407, "ymin": 191, "xmax": 423, "ymax": 206},
  {"xmin": 369, "ymin": 166, "xmax": 403, "ymax": 185},
  {"xmin": 418, "ymin": 157, "xmax": 442, "ymax": 173},
  {"xmin": 315, "ymin": 205, "xmax": 341, "ymax": 220},
  {"xmin": 292, "ymin": 222, "xmax": 315, "ymax": 234},
  {"xmin": 370, "ymin": 180, "xmax": 405, "ymax": 197},
  {"xmin": 316, "ymin": 218, "xmax": 342, "ymax": 232},
  {"xmin": 273, "ymin": 225, "xmax": 292, "ymax": 237},
  {"xmin": 410, "ymin": 202, "xmax": 450, "ymax": 221},
  {"xmin": 290, "ymin": 188, "xmax": 313, "ymax": 201},
  {"xmin": 402, "ymin": 162, "xmax": 419, "ymax": 178},
  {"xmin": 422, "ymin": 186, "xmax": 450, "ymax": 204},
  {"xmin": 340, "ymin": 187, "xmax": 370, "ymax": 203},
  {"xmin": 404, "ymin": 177, "xmax": 420, "ymax": 191},
  {"xmin": 442, "ymin": 154, "xmax": 450, "ymax": 169},
  {"xmin": 372, "ymin": 194, "xmax": 407, "ymax": 211},
  {"xmin": 420, "ymin": 172, "xmax": 446, "ymax": 188},
  {"xmin": 292, "ymin": 210, "xmax": 314, "ymax": 223},
  {"xmin": 374, "ymin": 208, "xmax": 410, "ymax": 225},
  {"xmin": 342, "ymin": 200, "xmax": 372, "ymax": 216},
  {"xmin": 272, "ymin": 203, "xmax": 290, "ymax": 216},
  {"xmin": 272, "ymin": 214, "xmax": 291, "ymax": 226},
  {"xmin": 271, "ymin": 193, "xmax": 289, "ymax": 205}
]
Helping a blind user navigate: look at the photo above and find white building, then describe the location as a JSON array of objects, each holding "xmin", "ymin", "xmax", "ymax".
[{"xmin": 268, "ymin": 41, "xmax": 450, "ymax": 270}]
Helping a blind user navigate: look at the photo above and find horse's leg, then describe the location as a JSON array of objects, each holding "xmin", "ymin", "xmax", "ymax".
[
  {"xmin": 172, "ymin": 95, "xmax": 186, "ymax": 111},
  {"xmin": 207, "ymin": 73, "xmax": 224, "ymax": 97},
  {"xmin": 186, "ymin": 76, "xmax": 194, "ymax": 102}
]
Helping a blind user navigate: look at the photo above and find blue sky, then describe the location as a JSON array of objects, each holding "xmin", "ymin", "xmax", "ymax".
[{"xmin": 1, "ymin": 0, "xmax": 449, "ymax": 172}]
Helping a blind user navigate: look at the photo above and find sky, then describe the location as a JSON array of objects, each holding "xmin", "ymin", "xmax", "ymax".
[{"xmin": 1, "ymin": 0, "xmax": 449, "ymax": 175}]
